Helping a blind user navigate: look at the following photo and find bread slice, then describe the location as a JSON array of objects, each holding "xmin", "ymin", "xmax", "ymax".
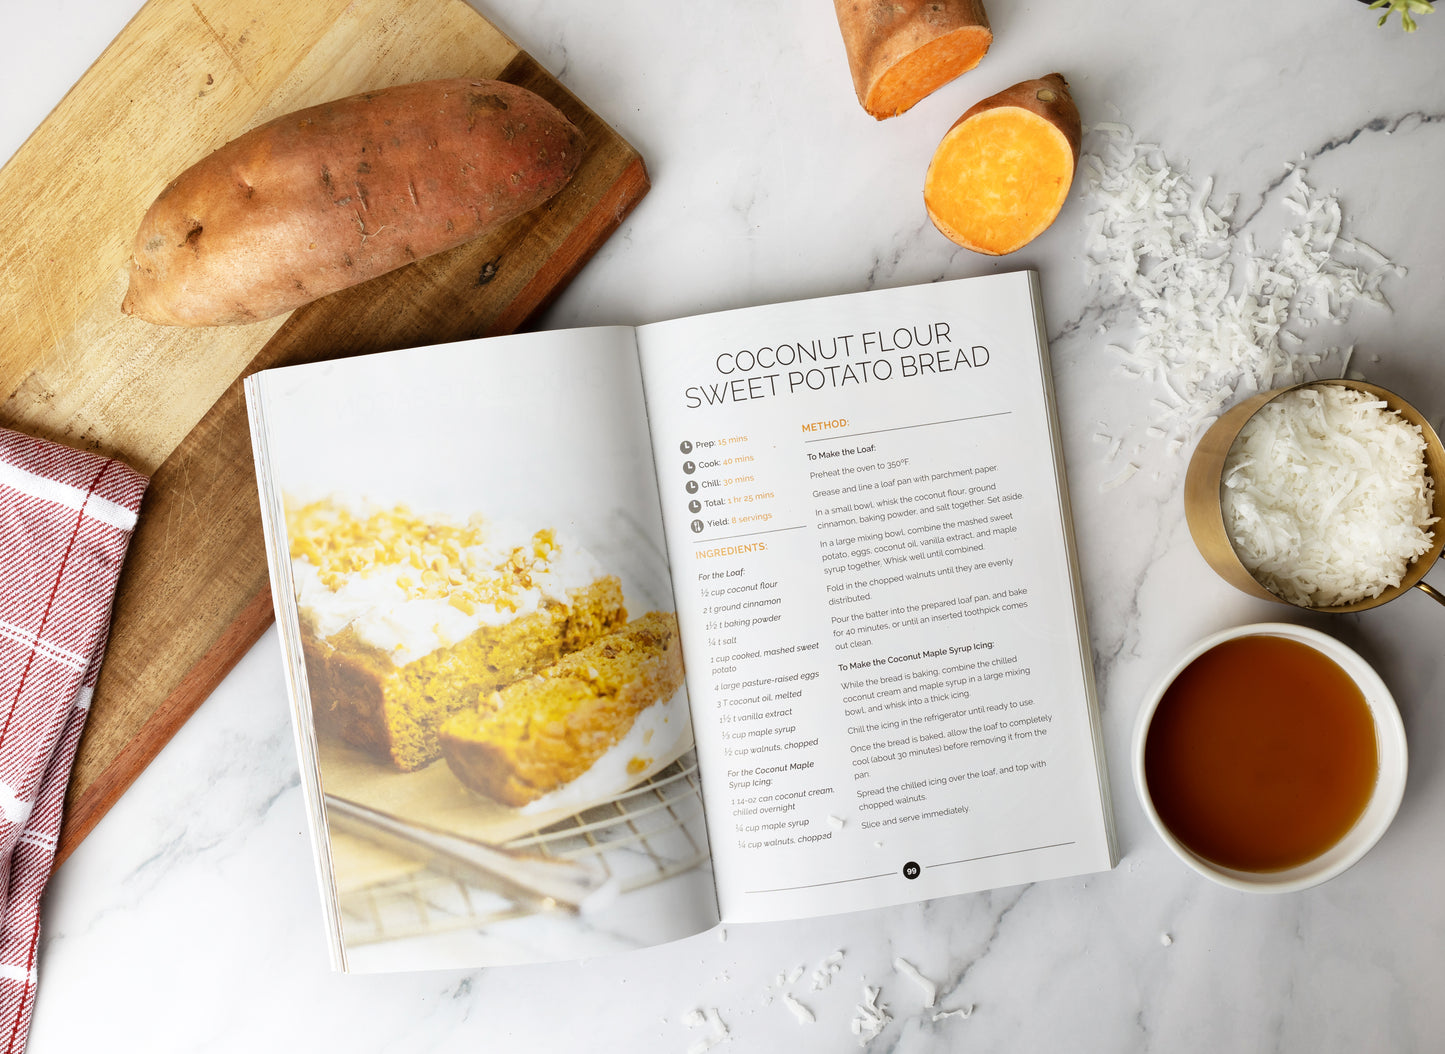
[
  {"xmin": 288, "ymin": 499, "xmax": 626, "ymax": 770},
  {"xmin": 440, "ymin": 611, "xmax": 684, "ymax": 805}
]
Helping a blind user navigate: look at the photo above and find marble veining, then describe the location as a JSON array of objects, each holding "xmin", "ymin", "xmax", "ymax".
[{"xmin": 10, "ymin": 0, "xmax": 1445, "ymax": 1051}]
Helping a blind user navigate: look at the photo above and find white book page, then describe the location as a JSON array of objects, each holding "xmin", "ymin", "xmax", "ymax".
[{"xmin": 637, "ymin": 272, "xmax": 1114, "ymax": 925}]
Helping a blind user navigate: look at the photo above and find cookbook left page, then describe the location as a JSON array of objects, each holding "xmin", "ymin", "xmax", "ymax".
[{"xmin": 245, "ymin": 326, "xmax": 717, "ymax": 973}]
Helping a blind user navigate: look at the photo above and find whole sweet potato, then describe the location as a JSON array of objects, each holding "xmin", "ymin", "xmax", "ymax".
[{"xmin": 122, "ymin": 78, "xmax": 586, "ymax": 326}]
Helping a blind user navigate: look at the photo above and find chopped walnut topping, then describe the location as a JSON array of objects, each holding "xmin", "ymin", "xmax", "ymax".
[{"xmin": 286, "ymin": 501, "xmax": 561, "ymax": 613}]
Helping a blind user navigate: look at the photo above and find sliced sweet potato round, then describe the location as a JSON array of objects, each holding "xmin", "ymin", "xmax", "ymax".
[
  {"xmin": 923, "ymin": 73, "xmax": 1081, "ymax": 255},
  {"xmin": 833, "ymin": 0, "xmax": 993, "ymax": 120}
]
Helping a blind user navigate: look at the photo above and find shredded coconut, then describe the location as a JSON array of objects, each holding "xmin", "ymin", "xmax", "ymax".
[
  {"xmin": 892, "ymin": 957, "xmax": 937, "ymax": 1007},
  {"xmin": 812, "ymin": 950, "xmax": 845, "ymax": 991},
  {"xmin": 850, "ymin": 985, "xmax": 891, "ymax": 1046},
  {"xmin": 1101, "ymin": 463, "xmax": 1140, "ymax": 491},
  {"xmin": 684, "ymin": 1008, "xmax": 729, "ymax": 1054},
  {"xmin": 933, "ymin": 1004, "xmax": 974, "ymax": 1022},
  {"xmin": 1221, "ymin": 384, "xmax": 1436, "ymax": 606},
  {"xmin": 1080, "ymin": 121, "xmax": 1403, "ymax": 470},
  {"xmin": 782, "ymin": 993, "xmax": 815, "ymax": 1024}
]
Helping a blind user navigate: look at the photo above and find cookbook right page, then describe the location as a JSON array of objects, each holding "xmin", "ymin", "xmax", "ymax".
[{"xmin": 637, "ymin": 271, "xmax": 1116, "ymax": 924}]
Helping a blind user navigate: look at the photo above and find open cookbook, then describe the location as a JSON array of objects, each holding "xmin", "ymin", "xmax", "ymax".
[{"xmin": 244, "ymin": 269, "xmax": 1117, "ymax": 973}]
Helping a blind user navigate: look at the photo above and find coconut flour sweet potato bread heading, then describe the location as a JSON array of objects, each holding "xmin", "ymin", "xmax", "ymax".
[{"xmin": 122, "ymin": 78, "xmax": 585, "ymax": 327}]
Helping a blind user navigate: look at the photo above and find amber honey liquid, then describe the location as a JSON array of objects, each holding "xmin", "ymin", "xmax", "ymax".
[{"xmin": 1144, "ymin": 635, "xmax": 1378, "ymax": 873}]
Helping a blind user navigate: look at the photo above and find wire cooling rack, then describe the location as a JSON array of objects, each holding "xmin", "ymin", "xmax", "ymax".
[{"xmin": 336, "ymin": 751, "xmax": 708, "ymax": 946}]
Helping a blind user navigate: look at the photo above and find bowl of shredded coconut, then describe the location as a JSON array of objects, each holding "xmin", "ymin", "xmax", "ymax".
[{"xmin": 1185, "ymin": 380, "xmax": 1445, "ymax": 612}]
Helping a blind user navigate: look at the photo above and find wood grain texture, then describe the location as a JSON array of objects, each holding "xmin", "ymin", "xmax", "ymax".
[{"xmin": 0, "ymin": 0, "xmax": 649, "ymax": 865}]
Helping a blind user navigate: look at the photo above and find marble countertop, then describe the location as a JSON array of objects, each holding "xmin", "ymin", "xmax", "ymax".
[{"xmin": 9, "ymin": 0, "xmax": 1445, "ymax": 1050}]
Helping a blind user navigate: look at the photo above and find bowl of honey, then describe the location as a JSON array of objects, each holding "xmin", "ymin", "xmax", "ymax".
[{"xmin": 1132, "ymin": 623, "xmax": 1406, "ymax": 892}]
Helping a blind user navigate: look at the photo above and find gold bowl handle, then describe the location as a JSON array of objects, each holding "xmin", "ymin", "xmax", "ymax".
[{"xmin": 1414, "ymin": 581, "xmax": 1445, "ymax": 609}]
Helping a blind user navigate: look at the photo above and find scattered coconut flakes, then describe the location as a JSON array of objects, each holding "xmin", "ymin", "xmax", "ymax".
[
  {"xmin": 1221, "ymin": 384, "xmax": 1436, "ymax": 606},
  {"xmin": 1080, "ymin": 121, "xmax": 1404, "ymax": 463},
  {"xmin": 782, "ymin": 992, "xmax": 815, "ymax": 1024},
  {"xmin": 718, "ymin": 927, "xmax": 727, "ymax": 943},
  {"xmin": 1100, "ymin": 463, "xmax": 1139, "ymax": 491},
  {"xmin": 1161, "ymin": 932, "xmax": 1174, "ymax": 947},
  {"xmin": 933, "ymin": 1005, "xmax": 974, "ymax": 1022},
  {"xmin": 850, "ymin": 985, "xmax": 891, "ymax": 1046},
  {"xmin": 684, "ymin": 1008, "xmax": 729, "ymax": 1054},
  {"xmin": 812, "ymin": 950, "xmax": 845, "ymax": 990},
  {"xmin": 764, "ymin": 960, "xmax": 813, "ymax": 1006},
  {"xmin": 828, "ymin": 814, "xmax": 846, "ymax": 830},
  {"xmin": 892, "ymin": 957, "xmax": 937, "ymax": 1007}
]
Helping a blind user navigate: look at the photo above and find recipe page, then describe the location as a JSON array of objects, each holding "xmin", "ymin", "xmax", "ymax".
[
  {"xmin": 637, "ymin": 272, "xmax": 1116, "ymax": 924},
  {"xmin": 248, "ymin": 326, "xmax": 720, "ymax": 969}
]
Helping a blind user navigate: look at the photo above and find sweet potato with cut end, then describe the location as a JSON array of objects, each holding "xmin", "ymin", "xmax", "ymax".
[
  {"xmin": 832, "ymin": 0, "xmax": 992, "ymax": 120},
  {"xmin": 923, "ymin": 74, "xmax": 1081, "ymax": 255},
  {"xmin": 122, "ymin": 78, "xmax": 585, "ymax": 327}
]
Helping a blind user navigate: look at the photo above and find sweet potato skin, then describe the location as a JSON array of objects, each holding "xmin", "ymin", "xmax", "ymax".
[
  {"xmin": 122, "ymin": 78, "xmax": 586, "ymax": 326},
  {"xmin": 952, "ymin": 73, "xmax": 1081, "ymax": 161},
  {"xmin": 924, "ymin": 73, "xmax": 1081, "ymax": 255},
  {"xmin": 832, "ymin": 0, "xmax": 992, "ymax": 119}
]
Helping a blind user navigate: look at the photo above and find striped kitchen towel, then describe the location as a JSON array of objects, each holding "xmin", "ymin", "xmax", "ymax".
[{"xmin": 0, "ymin": 427, "xmax": 147, "ymax": 1053}]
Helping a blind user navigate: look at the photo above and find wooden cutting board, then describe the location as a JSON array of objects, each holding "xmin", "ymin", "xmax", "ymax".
[{"xmin": 0, "ymin": 0, "xmax": 649, "ymax": 865}]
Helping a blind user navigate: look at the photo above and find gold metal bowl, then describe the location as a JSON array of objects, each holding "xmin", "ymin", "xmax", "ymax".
[{"xmin": 1184, "ymin": 379, "xmax": 1445, "ymax": 613}]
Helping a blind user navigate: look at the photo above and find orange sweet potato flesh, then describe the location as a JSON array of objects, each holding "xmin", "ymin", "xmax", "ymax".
[
  {"xmin": 121, "ymin": 78, "xmax": 586, "ymax": 327},
  {"xmin": 833, "ymin": 0, "xmax": 992, "ymax": 119},
  {"xmin": 923, "ymin": 73, "xmax": 1081, "ymax": 255}
]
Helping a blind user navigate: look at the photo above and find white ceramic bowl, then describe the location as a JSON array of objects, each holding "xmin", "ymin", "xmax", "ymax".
[{"xmin": 1132, "ymin": 622, "xmax": 1407, "ymax": 893}]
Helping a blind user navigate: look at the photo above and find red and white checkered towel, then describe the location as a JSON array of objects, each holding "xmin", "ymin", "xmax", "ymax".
[{"xmin": 0, "ymin": 427, "xmax": 146, "ymax": 1053}]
